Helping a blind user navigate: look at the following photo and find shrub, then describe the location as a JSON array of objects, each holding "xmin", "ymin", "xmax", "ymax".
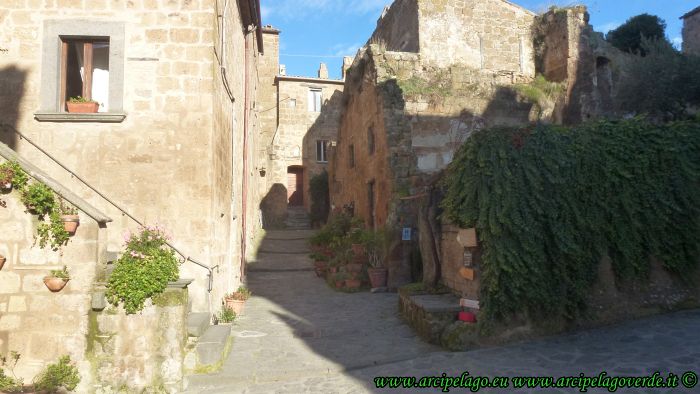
[
  {"xmin": 442, "ymin": 119, "xmax": 700, "ymax": 325},
  {"xmin": 106, "ymin": 226, "xmax": 180, "ymax": 314},
  {"xmin": 33, "ymin": 355, "xmax": 80, "ymax": 393},
  {"xmin": 0, "ymin": 351, "xmax": 22, "ymax": 393},
  {"xmin": 309, "ymin": 171, "xmax": 330, "ymax": 227}
]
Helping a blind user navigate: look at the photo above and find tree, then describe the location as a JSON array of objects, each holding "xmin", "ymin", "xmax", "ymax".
[
  {"xmin": 616, "ymin": 37, "xmax": 700, "ymax": 120},
  {"xmin": 606, "ymin": 14, "xmax": 667, "ymax": 55}
]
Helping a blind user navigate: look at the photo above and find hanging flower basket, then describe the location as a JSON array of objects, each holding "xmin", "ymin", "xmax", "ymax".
[
  {"xmin": 61, "ymin": 214, "xmax": 80, "ymax": 235},
  {"xmin": 44, "ymin": 277, "xmax": 69, "ymax": 292}
]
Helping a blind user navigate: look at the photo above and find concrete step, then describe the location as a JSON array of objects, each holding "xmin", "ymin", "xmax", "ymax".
[
  {"xmin": 195, "ymin": 325, "xmax": 232, "ymax": 366},
  {"xmin": 187, "ymin": 312, "xmax": 211, "ymax": 337}
]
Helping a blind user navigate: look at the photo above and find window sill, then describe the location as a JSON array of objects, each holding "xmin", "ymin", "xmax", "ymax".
[{"xmin": 34, "ymin": 112, "xmax": 127, "ymax": 123}]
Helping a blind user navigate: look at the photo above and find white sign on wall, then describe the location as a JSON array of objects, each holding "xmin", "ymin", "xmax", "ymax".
[
  {"xmin": 460, "ymin": 298, "xmax": 480, "ymax": 310},
  {"xmin": 402, "ymin": 227, "xmax": 412, "ymax": 241}
]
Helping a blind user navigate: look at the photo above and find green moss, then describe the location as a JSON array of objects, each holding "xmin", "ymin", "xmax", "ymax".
[
  {"xmin": 191, "ymin": 336, "xmax": 234, "ymax": 375},
  {"xmin": 152, "ymin": 289, "xmax": 187, "ymax": 307},
  {"xmin": 397, "ymin": 76, "xmax": 451, "ymax": 97}
]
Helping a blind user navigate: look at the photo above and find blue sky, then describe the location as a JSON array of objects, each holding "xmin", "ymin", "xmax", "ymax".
[{"xmin": 260, "ymin": 0, "xmax": 697, "ymax": 80}]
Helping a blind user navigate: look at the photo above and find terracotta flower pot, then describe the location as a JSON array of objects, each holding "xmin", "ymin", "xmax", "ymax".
[
  {"xmin": 44, "ymin": 277, "xmax": 69, "ymax": 292},
  {"xmin": 334, "ymin": 280, "xmax": 344, "ymax": 288},
  {"xmin": 346, "ymin": 263, "xmax": 363, "ymax": 273},
  {"xmin": 225, "ymin": 298, "xmax": 245, "ymax": 315},
  {"xmin": 368, "ymin": 267, "xmax": 388, "ymax": 288},
  {"xmin": 0, "ymin": 255, "xmax": 5, "ymax": 271},
  {"xmin": 61, "ymin": 214, "xmax": 80, "ymax": 235},
  {"xmin": 345, "ymin": 278, "xmax": 361, "ymax": 289},
  {"xmin": 66, "ymin": 101, "xmax": 99, "ymax": 113}
]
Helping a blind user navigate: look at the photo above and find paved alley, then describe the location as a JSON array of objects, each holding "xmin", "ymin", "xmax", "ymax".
[{"xmin": 184, "ymin": 230, "xmax": 700, "ymax": 393}]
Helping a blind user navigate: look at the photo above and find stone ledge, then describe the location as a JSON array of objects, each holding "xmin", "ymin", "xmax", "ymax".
[{"xmin": 34, "ymin": 112, "xmax": 127, "ymax": 123}]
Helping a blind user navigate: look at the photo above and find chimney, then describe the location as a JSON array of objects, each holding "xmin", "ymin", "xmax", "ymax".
[
  {"xmin": 342, "ymin": 56, "xmax": 353, "ymax": 80},
  {"xmin": 318, "ymin": 62, "xmax": 329, "ymax": 79},
  {"xmin": 279, "ymin": 64, "xmax": 286, "ymax": 76}
]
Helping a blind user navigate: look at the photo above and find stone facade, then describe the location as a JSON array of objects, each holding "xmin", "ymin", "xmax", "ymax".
[
  {"xmin": 0, "ymin": 0, "xmax": 265, "ymax": 314},
  {"xmin": 258, "ymin": 28, "xmax": 345, "ymax": 227},
  {"xmin": 681, "ymin": 7, "xmax": 700, "ymax": 55}
]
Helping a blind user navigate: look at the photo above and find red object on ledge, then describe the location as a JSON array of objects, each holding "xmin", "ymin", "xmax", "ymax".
[{"xmin": 458, "ymin": 311, "xmax": 477, "ymax": 323}]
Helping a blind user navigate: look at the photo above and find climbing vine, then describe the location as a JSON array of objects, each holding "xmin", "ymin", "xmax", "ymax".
[{"xmin": 441, "ymin": 118, "xmax": 700, "ymax": 324}]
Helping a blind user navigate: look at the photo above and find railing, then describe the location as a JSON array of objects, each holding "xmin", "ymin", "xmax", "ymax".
[{"xmin": 0, "ymin": 124, "xmax": 217, "ymax": 291}]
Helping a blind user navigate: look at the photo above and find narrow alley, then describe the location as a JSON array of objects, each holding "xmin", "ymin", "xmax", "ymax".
[{"xmin": 184, "ymin": 229, "xmax": 700, "ymax": 393}]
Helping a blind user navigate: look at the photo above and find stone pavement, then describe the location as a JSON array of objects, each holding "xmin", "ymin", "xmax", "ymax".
[{"xmin": 184, "ymin": 230, "xmax": 700, "ymax": 393}]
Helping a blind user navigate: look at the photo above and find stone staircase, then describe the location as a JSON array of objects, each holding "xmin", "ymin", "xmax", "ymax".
[{"xmin": 284, "ymin": 206, "xmax": 311, "ymax": 229}]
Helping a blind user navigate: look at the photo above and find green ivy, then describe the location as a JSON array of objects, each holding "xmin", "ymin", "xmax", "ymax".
[
  {"xmin": 441, "ymin": 119, "xmax": 700, "ymax": 324},
  {"xmin": 106, "ymin": 226, "xmax": 180, "ymax": 314}
]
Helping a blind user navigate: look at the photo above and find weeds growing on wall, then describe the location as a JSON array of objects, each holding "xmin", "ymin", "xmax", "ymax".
[{"xmin": 441, "ymin": 118, "xmax": 700, "ymax": 325}]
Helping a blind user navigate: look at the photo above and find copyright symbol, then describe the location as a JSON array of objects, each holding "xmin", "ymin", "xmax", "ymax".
[{"xmin": 682, "ymin": 371, "xmax": 698, "ymax": 388}]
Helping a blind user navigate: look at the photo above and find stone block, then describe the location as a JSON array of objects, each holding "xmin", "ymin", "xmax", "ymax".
[
  {"xmin": 169, "ymin": 28, "xmax": 199, "ymax": 44},
  {"xmin": 21, "ymin": 273, "xmax": 48, "ymax": 293},
  {"xmin": 7, "ymin": 296, "xmax": 26, "ymax": 312},
  {"xmin": 0, "ymin": 315, "xmax": 21, "ymax": 330},
  {"xmin": 0, "ymin": 272, "xmax": 21, "ymax": 294},
  {"xmin": 187, "ymin": 312, "xmax": 210, "ymax": 337},
  {"xmin": 145, "ymin": 29, "xmax": 168, "ymax": 43},
  {"xmin": 195, "ymin": 325, "xmax": 230, "ymax": 365}
]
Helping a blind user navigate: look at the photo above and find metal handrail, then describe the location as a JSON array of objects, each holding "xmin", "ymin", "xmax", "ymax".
[{"xmin": 0, "ymin": 123, "xmax": 216, "ymax": 291}]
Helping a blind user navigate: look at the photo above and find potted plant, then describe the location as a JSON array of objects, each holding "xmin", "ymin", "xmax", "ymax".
[
  {"xmin": 332, "ymin": 272, "xmax": 347, "ymax": 289},
  {"xmin": 224, "ymin": 286, "xmax": 251, "ymax": 315},
  {"xmin": 310, "ymin": 252, "xmax": 329, "ymax": 278},
  {"xmin": 44, "ymin": 266, "xmax": 70, "ymax": 292},
  {"xmin": 0, "ymin": 254, "xmax": 5, "ymax": 271},
  {"xmin": 0, "ymin": 161, "xmax": 27, "ymax": 193},
  {"xmin": 366, "ymin": 229, "xmax": 389, "ymax": 289},
  {"xmin": 59, "ymin": 200, "xmax": 79, "ymax": 235},
  {"xmin": 345, "ymin": 275, "xmax": 361, "ymax": 289},
  {"xmin": 66, "ymin": 96, "xmax": 99, "ymax": 113},
  {"xmin": 215, "ymin": 307, "xmax": 237, "ymax": 325}
]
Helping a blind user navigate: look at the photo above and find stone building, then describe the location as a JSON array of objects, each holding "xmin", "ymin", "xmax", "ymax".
[
  {"xmin": 329, "ymin": 0, "xmax": 625, "ymax": 289},
  {"xmin": 681, "ymin": 6, "xmax": 700, "ymax": 55},
  {"xmin": 0, "ymin": 0, "xmax": 265, "ymax": 390},
  {"xmin": 257, "ymin": 27, "xmax": 345, "ymax": 227}
]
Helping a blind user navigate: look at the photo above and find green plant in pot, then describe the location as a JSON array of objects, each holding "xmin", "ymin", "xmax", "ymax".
[
  {"xmin": 216, "ymin": 307, "xmax": 237, "ymax": 325},
  {"xmin": 44, "ymin": 266, "xmax": 70, "ymax": 292},
  {"xmin": 66, "ymin": 96, "xmax": 99, "ymax": 113},
  {"xmin": 365, "ymin": 229, "xmax": 389, "ymax": 289},
  {"xmin": 224, "ymin": 286, "xmax": 252, "ymax": 315},
  {"xmin": 59, "ymin": 200, "xmax": 80, "ymax": 235}
]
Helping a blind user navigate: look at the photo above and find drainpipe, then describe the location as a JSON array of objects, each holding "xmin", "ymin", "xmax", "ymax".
[{"xmin": 241, "ymin": 25, "xmax": 256, "ymax": 279}]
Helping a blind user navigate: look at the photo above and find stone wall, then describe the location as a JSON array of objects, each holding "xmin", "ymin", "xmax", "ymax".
[
  {"xmin": 0, "ymin": 179, "xmax": 103, "ymax": 391},
  {"xmin": 418, "ymin": 0, "xmax": 535, "ymax": 73},
  {"xmin": 368, "ymin": 0, "xmax": 419, "ymax": 53},
  {"xmin": 88, "ymin": 289, "xmax": 188, "ymax": 392},
  {"xmin": 0, "ymin": 0, "xmax": 264, "ymax": 313},
  {"xmin": 682, "ymin": 8, "xmax": 700, "ymax": 55}
]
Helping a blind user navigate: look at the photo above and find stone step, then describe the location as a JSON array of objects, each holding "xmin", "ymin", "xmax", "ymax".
[
  {"xmin": 195, "ymin": 325, "xmax": 232, "ymax": 366},
  {"xmin": 187, "ymin": 313, "xmax": 211, "ymax": 337}
]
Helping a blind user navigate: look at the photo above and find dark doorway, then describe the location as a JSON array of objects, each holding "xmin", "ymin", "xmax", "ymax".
[{"xmin": 287, "ymin": 166, "xmax": 304, "ymax": 206}]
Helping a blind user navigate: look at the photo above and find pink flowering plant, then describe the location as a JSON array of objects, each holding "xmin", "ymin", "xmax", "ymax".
[{"xmin": 106, "ymin": 225, "xmax": 180, "ymax": 314}]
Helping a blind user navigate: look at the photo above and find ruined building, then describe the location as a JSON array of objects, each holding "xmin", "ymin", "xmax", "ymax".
[
  {"xmin": 257, "ymin": 27, "xmax": 346, "ymax": 227},
  {"xmin": 0, "ymin": 0, "xmax": 265, "ymax": 390},
  {"xmin": 329, "ymin": 0, "xmax": 627, "ymax": 288},
  {"xmin": 681, "ymin": 6, "xmax": 700, "ymax": 55}
]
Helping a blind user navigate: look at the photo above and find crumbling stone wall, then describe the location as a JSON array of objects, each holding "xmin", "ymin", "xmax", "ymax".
[
  {"xmin": 368, "ymin": 0, "xmax": 420, "ymax": 53},
  {"xmin": 682, "ymin": 8, "xmax": 700, "ymax": 55}
]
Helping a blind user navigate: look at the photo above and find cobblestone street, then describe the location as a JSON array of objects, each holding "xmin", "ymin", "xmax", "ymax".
[{"xmin": 184, "ymin": 230, "xmax": 700, "ymax": 393}]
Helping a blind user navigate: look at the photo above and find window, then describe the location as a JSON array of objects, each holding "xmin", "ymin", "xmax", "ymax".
[
  {"xmin": 36, "ymin": 20, "xmax": 125, "ymax": 122},
  {"xmin": 349, "ymin": 144, "xmax": 355, "ymax": 168},
  {"xmin": 308, "ymin": 89, "xmax": 322, "ymax": 112},
  {"xmin": 367, "ymin": 127, "xmax": 375, "ymax": 155},
  {"xmin": 61, "ymin": 38, "xmax": 110, "ymax": 112},
  {"xmin": 316, "ymin": 140, "xmax": 329, "ymax": 163}
]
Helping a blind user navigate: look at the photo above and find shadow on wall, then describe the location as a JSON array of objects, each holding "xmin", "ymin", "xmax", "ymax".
[
  {"xmin": 259, "ymin": 183, "xmax": 288, "ymax": 229},
  {"xmin": 0, "ymin": 65, "xmax": 27, "ymax": 150},
  {"xmin": 301, "ymin": 89, "xmax": 344, "ymax": 225}
]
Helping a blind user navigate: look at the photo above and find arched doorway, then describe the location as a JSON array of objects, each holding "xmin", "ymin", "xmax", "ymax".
[{"xmin": 287, "ymin": 166, "xmax": 304, "ymax": 206}]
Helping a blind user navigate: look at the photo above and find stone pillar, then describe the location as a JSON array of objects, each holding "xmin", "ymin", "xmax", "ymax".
[
  {"xmin": 342, "ymin": 56, "xmax": 353, "ymax": 79},
  {"xmin": 318, "ymin": 62, "xmax": 328, "ymax": 79}
]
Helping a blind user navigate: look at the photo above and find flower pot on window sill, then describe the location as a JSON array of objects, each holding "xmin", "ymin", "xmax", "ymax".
[
  {"xmin": 66, "ymin": 102, "xmax": 99, "ymax": 113},
  {"xmin": 61, "ymin": 214, "xmax": 80, "ymax": 235}
]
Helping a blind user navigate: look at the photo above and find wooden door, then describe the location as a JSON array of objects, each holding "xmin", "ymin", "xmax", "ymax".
[{"xmin": 287, "ymin": 167, "xmax": 304, "ymax": 206}]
